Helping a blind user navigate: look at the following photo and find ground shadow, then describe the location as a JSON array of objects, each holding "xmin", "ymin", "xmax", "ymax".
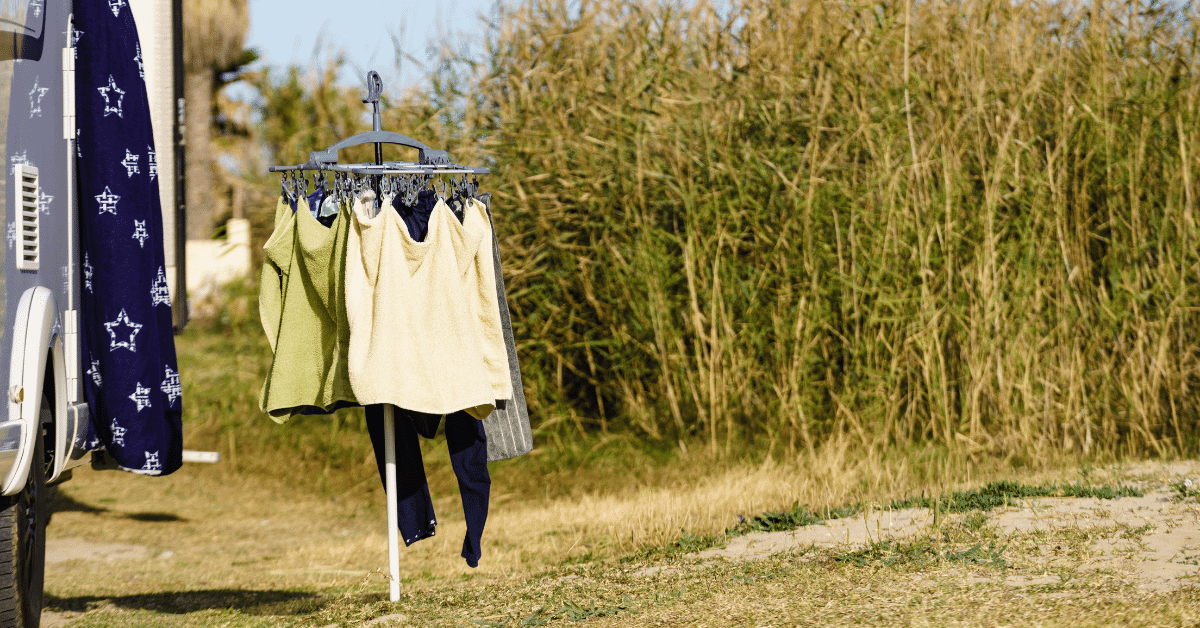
[
  {"xmin": 124, "ymin": 512, "xmax": 186, "ymax": 522},
  {"xmin": 45, "ymin": 589, "xmax": 323, "ymax": 616},
  {"xmin": 48, "ymin": 492, "xmax": 186, "ymax": 522},
  {"xmin": 48, "ymin": 492, "xmax": 108, "ymax": 515}
]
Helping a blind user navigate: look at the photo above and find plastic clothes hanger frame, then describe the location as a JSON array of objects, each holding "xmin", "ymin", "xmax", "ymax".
[{"xmin": 268, "ymin": 71, "xmax": 489, "ymax": 177}]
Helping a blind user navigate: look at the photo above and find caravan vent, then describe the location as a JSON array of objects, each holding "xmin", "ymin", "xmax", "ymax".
[{"xmin": 14, "ymin": 165, "xmax": 38, "ymax": 271}]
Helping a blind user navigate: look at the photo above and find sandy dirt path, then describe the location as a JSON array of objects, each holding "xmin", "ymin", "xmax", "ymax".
[{"xmin": 689, "ymin": 461, "xmax": 1200, "ymax": 593}]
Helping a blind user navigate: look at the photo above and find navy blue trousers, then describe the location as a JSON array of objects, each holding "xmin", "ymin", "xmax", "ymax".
[{"xmin": 364, "ymin": 406, "xmax": 491, "ymax": 568}]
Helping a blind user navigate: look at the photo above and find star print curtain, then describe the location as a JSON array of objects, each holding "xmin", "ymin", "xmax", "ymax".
[{"xmin": 73, "ymin": 0, "xmax": 182, "ymax": 475}]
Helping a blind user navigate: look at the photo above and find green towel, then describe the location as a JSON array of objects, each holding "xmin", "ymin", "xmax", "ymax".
[{"xmin": 259, "ymin": 197, "xmax": 358, "ymax": 420}]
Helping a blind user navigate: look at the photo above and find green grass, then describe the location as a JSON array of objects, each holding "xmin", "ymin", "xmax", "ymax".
[
  {"xmin": 832, "ymin": 538, "xmax": 1009, "ymax": 569},
  {"xmin": 730, "ymin": 480, "xmax": 1143, "ymax": 537}
]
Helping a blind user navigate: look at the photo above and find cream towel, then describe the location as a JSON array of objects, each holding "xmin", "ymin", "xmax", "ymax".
[
  {"xmin": 464, "ymin": 198, "xmax": 514, "ymax": 401},
  {"xmin": 346, "ymin": 192, "xmax": 511, "ymax": 419}
]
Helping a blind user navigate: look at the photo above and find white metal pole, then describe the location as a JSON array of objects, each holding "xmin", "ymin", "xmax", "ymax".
[{"xmin": 383, "ymin": 404, "xmax": 400, "ymax": 601}]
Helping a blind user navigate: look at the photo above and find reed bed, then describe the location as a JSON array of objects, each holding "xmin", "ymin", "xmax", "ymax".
[{"xmin": 244, "ymin": 0, "xmax": 1200, "ymax": 462}]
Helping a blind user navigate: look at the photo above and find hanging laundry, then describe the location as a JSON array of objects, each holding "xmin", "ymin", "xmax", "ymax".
[
  {"xmin": 300, "ymin": 184, "xmax": 339, "ymax": 227},
  {"xmin": 261, "ymin": 75, "xmax": 533, "ymax": 597},
  {"xmin": 354, "ymin": 189, "xmax": 513, "ymax": 566},
  {"xmin": 258, "ymin": 198, "xmax": 293, "ymax": 353},
  {"xmin": 259, "ymin": 195, "xmax": 358, "ymax": 420},
  {"xmin": 477, "ymin": 194, "xmax": 533, "ymax": 462},
  {"xmin": 345, "ymin": 191, "xmax": 512, "ymax": 418},
  {"xmin": 365, "ymin": 406, "xmax": 490, "ymax": 567},
  {"xmin": 73, "ymin": 0, "xmax": 183, "ymax": 475},
  {"xmin": 370, "ymin": 188, "xmax": 529, "ymax": 459},
  {"xmin": 392, "ymin": 189, "xmax": 438, "ymax": 241}
]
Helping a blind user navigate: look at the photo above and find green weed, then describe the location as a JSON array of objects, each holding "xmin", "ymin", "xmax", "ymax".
[{"xmin": 723, "ymin": 480, "xmax": 1142, "ymax": 540}]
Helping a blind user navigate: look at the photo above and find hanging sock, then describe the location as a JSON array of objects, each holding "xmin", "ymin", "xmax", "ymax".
[
  {"xmin": 365, "ymin": 405, "xmax": 437, "ymax": 545},
  {"xmin": 365, "ymin": 405, "xmax": 491, "ymax": 567}
]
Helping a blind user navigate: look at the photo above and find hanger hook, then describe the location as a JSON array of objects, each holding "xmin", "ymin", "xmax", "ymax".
[{"xmin": 363, "ymin": 70, "xmax": 383, "ymax": 105}]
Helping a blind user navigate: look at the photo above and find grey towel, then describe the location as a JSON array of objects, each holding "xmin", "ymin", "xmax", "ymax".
[{"xmin": 479, "ymin": 194, "xmax": 533, "ymax": 462}]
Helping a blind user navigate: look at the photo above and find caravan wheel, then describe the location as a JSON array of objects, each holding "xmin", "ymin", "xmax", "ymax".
[{"xmin": 0, "ymin": 396, "xmax": 49, "ymax": 628}]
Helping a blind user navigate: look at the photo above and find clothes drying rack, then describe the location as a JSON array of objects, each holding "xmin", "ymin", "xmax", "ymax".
[{"xmin": 268, "ymin": 70, "xmax": 490, "ymax": 602}]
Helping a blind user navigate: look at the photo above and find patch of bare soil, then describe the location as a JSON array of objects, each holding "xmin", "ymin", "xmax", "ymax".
[
  {"xmin": 41, "ymin": 539, "xmax": 148, "ymax": 627},
  {"xmin": 46, "ymin": 538, "xmax": 148, "ymax": 564},
  {"xmin": 689, "ymin": 461, "xmax": 1200, "ymax": 593}
]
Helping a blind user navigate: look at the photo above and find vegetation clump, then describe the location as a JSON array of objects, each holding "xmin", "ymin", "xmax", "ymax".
[
  {"xmin": 833, "ymin": 538, "xmax": 1008, "ymax": 569},
  {"xmin": 731, "ymin": 480, "xmax": 1142, "ymax": 536}
]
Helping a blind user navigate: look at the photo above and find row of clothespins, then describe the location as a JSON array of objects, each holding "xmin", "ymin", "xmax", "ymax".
[{"xmin": 280, "ymin": 171, "xmax": 481, "ymax": 205}]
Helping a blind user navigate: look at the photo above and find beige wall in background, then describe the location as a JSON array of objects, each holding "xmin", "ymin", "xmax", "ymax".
[{"xmin": 185, "ymin": 218, "xmax": 250, "ymax": 296}]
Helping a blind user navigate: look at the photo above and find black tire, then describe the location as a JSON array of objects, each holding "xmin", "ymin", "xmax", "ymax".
[{"xmin": 0, "ymin": 396, "xmax": 49, "ymax": 628}]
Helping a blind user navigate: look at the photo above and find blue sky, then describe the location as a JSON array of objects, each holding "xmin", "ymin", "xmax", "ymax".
[{"xmin": 244, "ymin": 0, "xmax": 503, "ymax": 92}]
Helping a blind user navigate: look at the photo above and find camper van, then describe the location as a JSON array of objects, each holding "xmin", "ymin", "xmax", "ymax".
[{"xmin": 0, "ymin": 0, "xmax": 184, "ymax": 624}]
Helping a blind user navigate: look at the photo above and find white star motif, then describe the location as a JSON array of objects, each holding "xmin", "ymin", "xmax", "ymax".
[
  {"xmin": 128, "ymin": 382, "xmax": 151, "ymax": 412},
  {"xmin": 9, "ymin": 151, "xmax": 29, "ymax": 175},
  {"xmin": 95, "ymin": 186, "xmax": 120, "ymax": 215},
  {"xmin": 87, "ymin": 358, "xmax": 102, "ymax": 388},
  {"xmin": 134, "ymin": 43, "xmax": 144, "ymax": 79},
  {"xmin": 108, "ymin": 0, "xmax": 126, "ymax": 18},
  {"xmin": 97, "ymin": 75, "xmax": 125, "ymax": 118},
  {"xmin": 110, "ymin": 418, "xmax": 125, "ymax": 447},
  {"xmin": 121, "ymin": 149, "xmax": 139, "ymax": 177},
  {"xmin": 142, "ymin": 451, "xmax": 161, "ymax": 472},
  {"xmin": 28, "ymin": 76, "xmax": 47, "ymax": 118},
  {"xmin": 103, "ymin": 308, "xmax": 142, "ymax": 353},
  {"xmin": 147, "ymin": 146, "xmax": 157, "ymax": 181},
  {"xmin": 131, "ymin": 220, "xmax": 149, "ymax": 248},
  {"xmin": 161, "ymin": 366, "xmax": 181, "ymax": 406},
  {"xmin": 151, "ymin": 266, "xmax": 171, "ymax": 307},
  {"xmin": 38, "ymin": 189, "xmax": 52, "ymax": 215},
  {"xmin": 5, "ymin": 223, "xmax": 13, "ymax": 250},
  {"xmin": 84, "ymin": 252, "xmax": 93, "ymax": 292}
]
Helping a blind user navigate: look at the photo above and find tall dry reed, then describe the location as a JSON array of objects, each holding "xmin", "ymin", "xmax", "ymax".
[{"xmin": 248, "ymin": 0, "xmax": 1200, "ymax": 462}]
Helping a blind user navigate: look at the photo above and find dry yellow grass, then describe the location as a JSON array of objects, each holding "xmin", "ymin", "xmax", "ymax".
[
  {"xmin": 46, "ymin": 434, "xmax": 1062, "ymax": 589},
  {"xmin": 42, "ymin": 450, "xmax": 1200, "ymax": 627}
]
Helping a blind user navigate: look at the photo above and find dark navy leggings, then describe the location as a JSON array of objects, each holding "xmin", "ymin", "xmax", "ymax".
[{"xmin": 364, "ymin": 405, "xmax": 491, "ymax": 568}]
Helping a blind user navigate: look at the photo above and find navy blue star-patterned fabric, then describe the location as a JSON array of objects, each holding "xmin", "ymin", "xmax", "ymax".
[{"xmin": 73, "ymin": 0, "xmax": 183, "ymax": 476}]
